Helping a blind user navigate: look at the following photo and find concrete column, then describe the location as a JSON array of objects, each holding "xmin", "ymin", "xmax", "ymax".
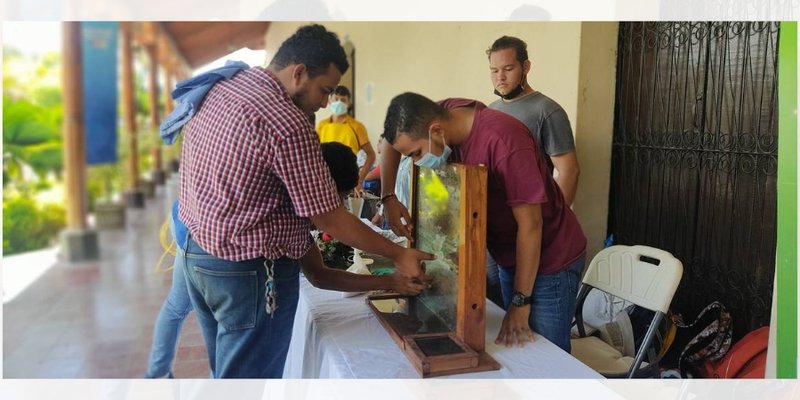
[
  {"xmin": 163, "ymin": 66, "xmax": 180, "ymax": 173},
  {"xmin": 60, "ymin": 22, "xmax": 99, "ymax": 261},
  {"xmin": 120, "ymin": 22, "xmax": 144, "ymax": 208},
  {"xmin": 572, "ymin": 22, "xmax": 619, "ymax": 261},
  {"xmin": 147, "ymin": 42, "xmax": 165, "ymax": 186}
]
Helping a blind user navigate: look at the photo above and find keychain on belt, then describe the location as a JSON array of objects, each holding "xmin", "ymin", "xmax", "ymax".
[{"xmin": 264, "ymin": 259, "xmax": 277, "ymax": 316}]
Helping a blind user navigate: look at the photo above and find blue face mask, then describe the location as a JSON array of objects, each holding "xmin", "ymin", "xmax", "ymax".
[
  {"xmin": 415, "ymin": 131, "xmax": 451, "ymax": 169},
  {"xmin": 330, "ymin": 101, "xmax": 348, "ymax": 116}
]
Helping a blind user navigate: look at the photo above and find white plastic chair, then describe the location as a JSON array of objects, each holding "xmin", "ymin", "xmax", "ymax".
[{"xmin": 571, "ymin": 245, "xmax": 683, "ymax": 378}]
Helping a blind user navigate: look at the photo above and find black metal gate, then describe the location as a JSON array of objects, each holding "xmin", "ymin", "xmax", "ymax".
[{"xmin": 609, "ymin": 22, "xmax": 779, "ymax": 340}]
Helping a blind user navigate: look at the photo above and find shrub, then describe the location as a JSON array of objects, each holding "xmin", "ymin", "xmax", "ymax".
[
  {"xmin": 87, "ymin": 163, "xmax": 123, "ymax": 210},
  {"xmin": 3, "ymin": 196, "xmax": 66, "ymax": 255},
  {"xmin": 39, "ymin": 202, "xmax": 66, "ymax": 241}
]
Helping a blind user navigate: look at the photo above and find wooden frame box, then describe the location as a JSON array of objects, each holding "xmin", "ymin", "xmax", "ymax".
[{"xmin": 366, "ymin": 163, "xmax": 500, "ymax": 377}]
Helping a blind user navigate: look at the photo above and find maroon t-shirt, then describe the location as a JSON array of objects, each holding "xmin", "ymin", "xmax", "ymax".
[{"xmin": 439, "ymin": 98, "xmax": 586, "ymax": 274}]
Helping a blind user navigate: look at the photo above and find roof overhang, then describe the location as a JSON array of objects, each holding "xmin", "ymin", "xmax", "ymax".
[{"xmin": 161, "ymin": 22, "xmax": 271, "ymax": 69}]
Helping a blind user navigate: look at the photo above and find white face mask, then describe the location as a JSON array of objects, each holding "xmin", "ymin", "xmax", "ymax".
[{"xmin": 330, "ymin": 101, "xmax": 348, "ymax": 116}]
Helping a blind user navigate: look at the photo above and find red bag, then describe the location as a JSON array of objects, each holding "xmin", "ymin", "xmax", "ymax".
[{"xmin": 701, "ymin": 326, "xmax": 769, "ymax": 378}]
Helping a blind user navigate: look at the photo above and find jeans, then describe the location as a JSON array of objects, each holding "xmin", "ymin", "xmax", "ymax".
[
  {"xmin": 145, "ymin": 249, "xmax": 193, "ymax": 378},
  {"xmin": 498, "ymin": 254, "xmax": 585, "ymax": 353},
  {"xmin": 145, "ymin": 214, "xmax": 193, "ymax": 378},
  {"xmin": 182, "ymin": 236, "xmax": 300, "ymax": 378}
]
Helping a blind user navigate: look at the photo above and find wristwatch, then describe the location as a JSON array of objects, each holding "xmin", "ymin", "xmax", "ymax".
[{"xmin": 510, "ymin": 291, "xmax": 532, "ymax": 307}]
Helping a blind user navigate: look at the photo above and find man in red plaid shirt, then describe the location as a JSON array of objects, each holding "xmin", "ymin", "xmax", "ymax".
[{"xmin": 177, "ymin": 25, "xmax": 433, "ymax": 378}]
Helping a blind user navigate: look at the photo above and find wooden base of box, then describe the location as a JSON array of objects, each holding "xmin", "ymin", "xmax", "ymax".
[
  {"xmin": 367, "ymin": 294, "xmax": 501, "ymax": 378},
  {"xmin": 404, "ymin": 333, "xmax": 500, "ymax": 377}
]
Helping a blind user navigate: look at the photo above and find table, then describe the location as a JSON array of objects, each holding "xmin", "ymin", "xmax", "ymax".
[{"xmin": 283, "ymin": 276, "xmax": 603, "ymax": 379}]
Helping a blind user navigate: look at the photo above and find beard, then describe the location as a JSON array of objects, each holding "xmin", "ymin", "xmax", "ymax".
[
  {"xmin": 494, "ymin": 82, "xmax": 525, "ymax": 100},
  {"xmin": 494, "ymin": 75, "xmax": 528, "ymax": 100},
  {"xmin": 291, "ymin": 88, "xmax": 316, "ymax": 124}
]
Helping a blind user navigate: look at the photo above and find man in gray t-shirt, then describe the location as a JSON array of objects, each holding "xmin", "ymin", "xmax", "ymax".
[
  {"xmin": 489, "ymin": 93, "xmax": 574, "ymax": 177},
  {"xmin": 486, "ymin": 36, "xmax": 580, "ymax": 206}
]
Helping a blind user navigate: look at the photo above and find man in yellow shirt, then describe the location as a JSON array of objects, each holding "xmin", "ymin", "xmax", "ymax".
[{"xmin": 317, "ymin": 85, "xmax": 376, "ymax": 190}]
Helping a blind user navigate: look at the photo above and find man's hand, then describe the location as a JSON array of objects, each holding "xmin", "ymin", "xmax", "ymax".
[
  {"xmin": 383, "ymin": 196, "xmax": 414, "ymax": 241},
  {"xmin": 495, "ymin": 306, "xmax": 536, "ymax": 348},
  {"xmin": 393, "ymin": 247, "xmax": 434, "ymax": 280},
  {"xmin": 300, "ymin": 243, "xmax": 428, "ymax": 294},
  {"xmin": 370, "ymin": 212, "xmax": 384, "ymax": 227},
  {"xmin": 386, "ymin": 273, "xmax": 427, "ymax": 295},
  {"xmin": 357, "ymin": 171, "xmax": 368, "ymax": 192}
]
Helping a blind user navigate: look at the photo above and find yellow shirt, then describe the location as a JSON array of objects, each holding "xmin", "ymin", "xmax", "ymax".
[{"xmin": 316, "ymin": 115, "xmax": 370, "ymax": 155}]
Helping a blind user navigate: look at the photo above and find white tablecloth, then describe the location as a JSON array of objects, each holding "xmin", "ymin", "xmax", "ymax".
[{"xmin": 283, "ymin": 276, "xmax": 603, "ymax": 379}]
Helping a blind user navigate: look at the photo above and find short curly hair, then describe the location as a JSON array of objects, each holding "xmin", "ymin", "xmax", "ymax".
[
  {"xmin": 382, "ymin": 92, "xmax": 446, "ymax": 144},
  {"xmin": 486, "ymin": 35, "xmax": 528, "ymax": 64},
  {"xmin": 332, "ymin": 85, "xmax": 351, "ymax": 98},
  {"xmin": 270, "ymin": 24, "xmax": 349, "ymax": 78}
]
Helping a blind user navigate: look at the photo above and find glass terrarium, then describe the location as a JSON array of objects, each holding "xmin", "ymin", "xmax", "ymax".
[{"xmin": 366, "ymin": 163, "xmax": 499, "ymax": 377}]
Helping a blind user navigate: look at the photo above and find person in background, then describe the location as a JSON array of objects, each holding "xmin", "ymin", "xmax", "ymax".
[
  {"xmin": 145, "ymin": 142, "xmax": 424, "ymax": 378},
  {"xmin": 316, "ymin": 85, "xmax": 376, "ymax": 193},
  {"xmin": 486, "ymin": 36, "xmax": 580, "ymax": 204}
]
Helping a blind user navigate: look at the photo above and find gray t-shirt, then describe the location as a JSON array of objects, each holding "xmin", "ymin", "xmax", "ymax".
[{"xmin": 489, "ymin": 91, "xmax": 574, "ymax": 173}]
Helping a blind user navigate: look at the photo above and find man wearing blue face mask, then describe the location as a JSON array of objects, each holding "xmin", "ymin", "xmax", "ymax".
[
  {"xmin": 413, "ymin": 129, "xmax": 453, "ymax": 168},
  {"xmin": 317, "ymin": 85, "xmax": 376, "ymax": 191},
  {"xmin": 379, "ymin": 92, "xmax": 586, "ymax": 353}
]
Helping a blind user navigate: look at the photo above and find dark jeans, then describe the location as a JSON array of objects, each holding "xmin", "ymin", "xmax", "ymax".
[
  {"xmin": 182, "ymin": 236, "xmax": 300, "ymax": 378},
  {"xmin": 498, "ymin": 254, "xmax": 585, "ymax": 353}
]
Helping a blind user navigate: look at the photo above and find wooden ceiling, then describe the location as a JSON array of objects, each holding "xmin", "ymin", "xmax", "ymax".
[{"xmin": 159, "ymin": 22, "xmax": 271, "ymax": 69}]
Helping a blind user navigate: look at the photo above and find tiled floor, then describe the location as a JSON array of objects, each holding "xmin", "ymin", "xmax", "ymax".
[{"xmin": 3, "ymin": 188, "xmax": 212, "ymax": 378}]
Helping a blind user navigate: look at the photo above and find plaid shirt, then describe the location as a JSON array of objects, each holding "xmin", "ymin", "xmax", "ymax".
[{"xmin": 178, "ymin": 67, "xmax": 341, "ymax": 261}]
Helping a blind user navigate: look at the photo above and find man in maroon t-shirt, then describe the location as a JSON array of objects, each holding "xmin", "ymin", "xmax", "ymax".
[{"xmin": 379, "ymin": 92, "xmax": 587, "ymax": 352}]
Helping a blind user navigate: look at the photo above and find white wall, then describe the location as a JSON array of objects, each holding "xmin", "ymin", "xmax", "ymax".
[
  {"xmin": 266, "ymin": 22, "xmax": 582, "ymax": 145},
  {"xmin": 573, "ymin": 22, "xmax": 618, "ymax": 260}
]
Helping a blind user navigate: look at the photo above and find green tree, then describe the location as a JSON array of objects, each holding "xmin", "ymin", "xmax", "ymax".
[
  {"xmin": 2, "ymin": 96, "xmax": 63, "ymax": 192},
  {"xmin": 3, "ymin": 46, "xmax": 64, "ymax": 194},
  {"xmin": 3, "ymin": 45, "xmax": 66, "ymax": 254}
]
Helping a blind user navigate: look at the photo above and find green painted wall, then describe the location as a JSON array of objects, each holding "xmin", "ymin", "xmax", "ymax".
[{"xmin": 777, "ymin": 20, "xmax": 797, "ymax": 379}]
